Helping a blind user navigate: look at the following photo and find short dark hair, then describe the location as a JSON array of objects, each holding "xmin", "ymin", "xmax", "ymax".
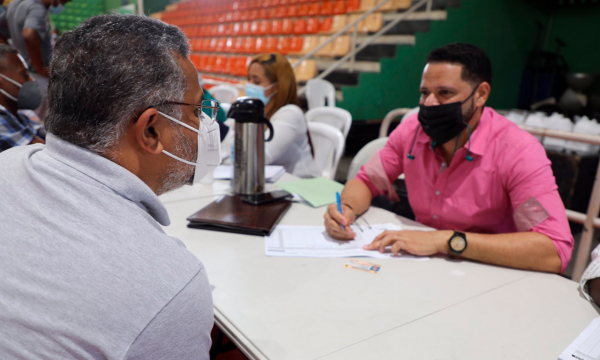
[
  {"xmin": 426, "ymin": 43, "xmax": 492, "ymax": 86},
  {"xmin": 45, "ymin": 14, "xmax": 190, "ymax": 153},
  {"xmin": 0, "ymin": 44, "xmax": 19, "ymax": 72}
]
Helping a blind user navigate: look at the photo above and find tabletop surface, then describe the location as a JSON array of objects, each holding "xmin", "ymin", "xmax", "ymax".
[{"xmin": 160, "ymin": 180, "xmax": 599, "ymax": 360}]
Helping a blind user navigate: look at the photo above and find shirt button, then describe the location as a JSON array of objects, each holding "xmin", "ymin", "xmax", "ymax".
[
  {"xmin": 435, "ymin": 191, "xmax": 440, "ymax": 195},
  {"xmin": 441, "ymin": 162, "xmax": 446, "ymax": 167},
  {"xmin": 433, "ymin": 215, "xmax": 438, "ymax": 219}
]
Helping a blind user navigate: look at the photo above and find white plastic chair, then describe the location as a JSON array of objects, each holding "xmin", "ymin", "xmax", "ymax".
[
  {"xmin": 305, "ymin": 107, "xmax": 352, "ymax": 139},
  {"xmin": 346, "ymin": 137, "xmax": 389, "ymax": 180},
  {"xmin": 209, "ymin": 85, "xmax": 239, "ymax": 104},
  {"xmin": 379, "ymin": 107, "xmax": 419, "ymax": 138},
  {"xmin": 306, "ymin": 79, "xmax": 336, "ymax": 109},
  {"xmin": 308, "ymin": 122, "xmax": 345, "ymax": 180}
]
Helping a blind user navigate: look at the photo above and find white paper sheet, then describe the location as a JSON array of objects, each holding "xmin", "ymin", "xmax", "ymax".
[
  {"xmin": 265, "ymin": 223, "xmax": 428, "ymax": 260},
  {"xmin": 214, "ymin": 165, "xmax": 285, "ymax": 183},
  {"xmin": 560, "ymin": 317, "xmax": 600, "ymax": 360}
]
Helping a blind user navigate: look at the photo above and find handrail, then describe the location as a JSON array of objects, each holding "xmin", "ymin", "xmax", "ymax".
[
  {"xmin": 296, "ymin": 0, "xmax": 431, "ymax": 96},
  {"xmin": 291, "ymin": 0, "xmax": 396, "ymax": 68}
]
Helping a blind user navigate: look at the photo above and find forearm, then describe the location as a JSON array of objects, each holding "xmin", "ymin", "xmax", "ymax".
[
  {"xmin": 22, "ymin": 28, "xmax": 49, "ymax": 76},
  {"xmin": 340, "ymin": 179, "xmax": 373, "ymax": 216},
  {"xmin": 444, "ymin": 231, "xmax": 562, "ymax": 273}
]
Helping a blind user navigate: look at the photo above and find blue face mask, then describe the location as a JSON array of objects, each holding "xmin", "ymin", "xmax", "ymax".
[
  {"xmin": 49, "ymin": 2, "xmax": 64, "ymax": 14},
  {"xmin": 244, "ymin": 82, "xmax": 277, "ymax": 107}
]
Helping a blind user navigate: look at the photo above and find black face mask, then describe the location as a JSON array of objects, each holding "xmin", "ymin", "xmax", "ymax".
[{"xmin": 417, "ymin": 85, "xmax": 479, "ymax": 146}]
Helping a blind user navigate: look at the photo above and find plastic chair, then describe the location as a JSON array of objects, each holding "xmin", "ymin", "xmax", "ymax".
[
  {"xmin": 306, "ymin": 79, "xmax": 336, "ymax": 109},
  {"xmin": 306, "ymin": 107, "xmax": 352, "ymax": 139},
  {"xmin": 316, "ymin": 36, "xmax": 333, "ymax": 56},
  {"xmin": 265, "ymin": 37, "xmax": 278, "ymax": 53},
  {"xmin": 233, "ymin": 37, "xmax": 244, "ymax": 53},
  {"xmin": 275, "ymin": 6, "xmax": 286, "ymax": 18},
  {"xmin": 297, "ymin": 4, "xmax": 309, "ymax": 16},
  {"xmin": 244, "ymin": 37, "xmax": 257, "ymax": 53},
  {"xmin": 308, "ymin": 2, "xmax": 321, "ymax": 16},
  {"xmin": 293, "ymin": 19, "xmax": 307, "ymax": 34},
  {"xmin": 276, "ymin": 37, "xmax": 291, "ymax": 54},
  {"xmin": 308, "ymin": 122, "xmax": 345, "ymax": 180},
  {"xmin": 285, "ymin": 5, "xmax": 297, "ymax": 17},
  {"xmin": 333, "ymin": 0, "xmax": 347, "ymax": 14},
  {"xmin": 320, "ymin": 0, "xmax": 334, "ymax": 15},
  {"xmin": 272, "ymin": 20, "xmax": 283, "ymax": 34},
  {"xmin": 359, "ymin": 0, "xmax": 376, "ymax": 12},
  {"xmin": 255, "ymin": 37, "xmax": 268, "ymax": 53},
  {"xmin": 378, "ymin": 107, "xmax": 419, "ymax": 138},
  {"xmin": 363, "ymin": 13, "xmax": 383, "ymax": 32},
  {"xmin": 289, "ymin": 37, "xmax": 303, "ymax": 53},
  {"xmin": 259, "ymin": 20, "xmax": 272, "ymax": 34},
  {"xmin": 240, "ymin": 22, "xmax": 251, "ymax": 35},
  {"xmin": 320, "ymin": 17, "xmax": 333, "ymax": 33},
  {"xmin": 346, "ymin": 137, "xmax": 388, "ymax": 180},
  {"xmin": 250, "ymin": 21, "xmax": 260, "ymax": 35},
  {"xmin": 210, "ymin": 84, "xmax": 240, "ymax": 104}
]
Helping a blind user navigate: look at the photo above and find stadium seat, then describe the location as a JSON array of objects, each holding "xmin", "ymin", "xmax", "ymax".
[
  {"xmin": 255, "ymin": 37, "xmax": 267, "ymax": 53},
  {"xmin": 289, "ymin": 36, "xmax": 303, "ymax": 53},
  {"xmin": 201, "ymin": 38, "xmax": 211, "ymax": 51},
  {"xmin": 259, "ymin": 20, "xmax": 272, "ymax": 34},
  {"xmin": 306, "ymin": 18, "xmax": 320, "ymax": 34},
  {"xmin": 293, "ymin": 19, "xmax": 307, "ymax": 34},
  {"xmin": 320, "ymin": 1, "xmax": 334, "ymax": 15},
  {"xmin": 333, "ymin": 0, "xmax": 347, "ymax": 14},
  {"xmin": 232, "ymin": 22, "xmax": 242, "ymax": 35},
  {"xmin": 276, "ymin": 36, "xmax": 291, "ymax": 54},
  {"xmin": 224, "ymin": 37, "xmax": 234, "ymax": 52},
  {"xmin": 244, "ymin": 37, "xmax": 257, "ymax": 53},
  {"xmin": 233, "ymin": 37, "xmax": 244, "ymax": 52},
  {"xmin": 209, "ymin": 38, "xmax": 218, "ymax": 52},
  {"xmin": 285, "ymin": 4, "xmax": 297, "ymax": 17},
  {"xmin": 215, "ymin": 56, "xmax": 227, "ymax": 73},
  {"xmin": 216, "ymin": 38, "xmax": 227, "ymax": 52},
  {"xmin": 329, "ymin": 35, "xmax": 350, "ymax": 56},
  {"xmin": 297, "ymin": 4, "xmax": 309, "ymax": 16},
  {"xmin": 265, "ymin": 37, "xmax": 278, "ymax": 52},
  {"xmin": 225, "ymin": 56, "xmax": 237, "ymax": 75},
  {"xmin": 281, "ymin": 19, "xmax": 294, "ymax": 34},
  {"xmin": 258, "ymin": 9, "xmax": 267, "ymax": 19},
  {"xmin": 271, "ymin": 20, "xmax": 282, "ymax": 34},
  {"xmin": 320, "ymin": 17, "xmax": 333, "ymax": 33},
  {"xmin": 293, "ymin": 60, "xmax": 317, "ymax": 83},
  {"xmin": 241, "ymin": 22, "xmax": 251, "ymax": 35},
  {"xmin": 316, "ymin": 36, "xmax": 333, "ymax": 56},
  {"xmin": 199, "ymin": 55, "xmax": 209, "ymax": 70},
  {"xmin": 249, "ymin": 9, "xmax": 258, "ymax": 20},
  {"xmin": 225, "ymin": 24, "xmax": 234, "ymax": 36},
  {"xmin": 299, "ymin": 35, "xmax": 318, "ymax": 55},
  {"xmin": 275, "ymin": 6, "xmax": 286, "ymax": 18},
  {"xmin": 308, "ymin": 2, "xmax": 320, "ymax": 15},
  {"xmin": 205, "ymin": 55, "xmax": 217, "ymax": 72}
]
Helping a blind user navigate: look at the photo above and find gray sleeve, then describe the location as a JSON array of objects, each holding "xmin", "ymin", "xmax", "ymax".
[
  {"xmin": 124, "ymin": 269, "xmax": 214, "ymax": 360},
  {"xmin": 22, "ymin": 2, "xmax": 48, "ymax": 35}
]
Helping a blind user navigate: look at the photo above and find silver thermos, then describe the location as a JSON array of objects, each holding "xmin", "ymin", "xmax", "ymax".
[{"xmin": 227, "ymin": 97, "xmax": 274, "ymax": 195}]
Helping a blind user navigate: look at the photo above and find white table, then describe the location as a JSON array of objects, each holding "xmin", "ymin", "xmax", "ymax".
[{"xmin": 161, "ymin": 180, "xmax": 599, "ymax": 360}]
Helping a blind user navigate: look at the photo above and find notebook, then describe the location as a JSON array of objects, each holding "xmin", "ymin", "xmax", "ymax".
[{"xmin": 187, "ymin": 195, "xmax": 291, "ymax": 236}]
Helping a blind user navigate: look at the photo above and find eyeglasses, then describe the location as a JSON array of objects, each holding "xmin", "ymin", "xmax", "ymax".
[{"xmin": 158, "ymin": 100, "xmax": 220, "ymax": 126}]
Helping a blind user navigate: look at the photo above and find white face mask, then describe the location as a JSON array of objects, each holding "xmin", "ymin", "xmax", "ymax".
[{"xmin": 159, "ymin": 111, "xmax": 221, "ymax": 184}]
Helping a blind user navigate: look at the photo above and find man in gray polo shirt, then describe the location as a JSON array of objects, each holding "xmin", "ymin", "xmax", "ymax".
[{"xmin": 0, "ymin": 15, "xmax": 215, "ymax": 359}]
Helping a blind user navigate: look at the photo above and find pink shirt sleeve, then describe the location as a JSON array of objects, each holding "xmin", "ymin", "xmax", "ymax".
[
  {"xmin": 502, "ymin": 134, "xmax": 574, "ymax": 273},
  {"xmin": 355, "ymin": 116, "xmax": 413, "ymax": 199}
]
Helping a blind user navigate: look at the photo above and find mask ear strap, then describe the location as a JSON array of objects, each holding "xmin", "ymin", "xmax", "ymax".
[
  {"xmin": 0, "ymin": 88, "xmax": 18, "ymax": 102},
  {"xmin": 0, "ymin": 74, "xmax": 22, "ymax": 88},
  {"xmin": 407, "ymin": 126, "xmax": 420, "ymax": 160}
]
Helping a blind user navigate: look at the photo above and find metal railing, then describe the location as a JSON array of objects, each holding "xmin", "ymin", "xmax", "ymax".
[{"xmin": 292, "ymin": 0, "xmax": 432, "ymax": 96}]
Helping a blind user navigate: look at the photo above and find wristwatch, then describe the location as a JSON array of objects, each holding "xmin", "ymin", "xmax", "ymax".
[{"xmin": 448, "ymin": 231, "xmax": 467, "ymax": 255}]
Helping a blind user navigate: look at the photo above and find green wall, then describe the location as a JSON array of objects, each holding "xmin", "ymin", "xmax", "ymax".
[
  {"xmin": 338, "ymin": 0, "xmax": 551, "ymax": 120},
  {"xmin": 548, "ymin": 6, "xmax": 600, "ymax": 85}
]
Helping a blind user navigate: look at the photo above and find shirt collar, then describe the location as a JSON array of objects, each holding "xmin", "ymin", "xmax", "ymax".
[
  {"xmin": 415, "ymin": 106, "xmax": 492, "ymax": 157},
  {"xmin": 43, "ymin": 133, "xmax": 171, "ymax": 226}
]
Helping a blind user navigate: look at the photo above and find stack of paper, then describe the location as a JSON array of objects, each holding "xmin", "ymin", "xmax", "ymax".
[
  {"xmin": 560, "ymin": 317, "xmax": 600, "ymax": 360},
  {"xmin": 213, "ymin": 165, "xmax": 286, "ymax": 183},
  {"xmin": 276, "ymin": 177, "xmax": 345, "ymax": 207},
  {"xmin": 265, "ymin": 223, "xmax": 428, "ymax": 260}
]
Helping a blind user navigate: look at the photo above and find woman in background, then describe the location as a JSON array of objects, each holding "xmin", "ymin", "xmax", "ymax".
[{"xmin": 246, "ymin": 53, "xmax": 319, "ymax": 178}]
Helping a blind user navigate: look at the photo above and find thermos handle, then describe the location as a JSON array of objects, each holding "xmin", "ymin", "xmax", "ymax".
[{"xmin": 265, "ymin": 119, "xmax": 274, "ymax": 142}]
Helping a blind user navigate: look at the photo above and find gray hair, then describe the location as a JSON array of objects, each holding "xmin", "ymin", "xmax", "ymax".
[
  {"xmin": 0, "ymin": 44, "xmax": 19, "ymax": 72},
  {"xmin": 45, "ymin": 14, "xmax": 190, "ymax": 154}
]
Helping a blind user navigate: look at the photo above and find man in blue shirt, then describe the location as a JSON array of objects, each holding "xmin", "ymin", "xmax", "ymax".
[{"xmin": 0, "ymin": 44, "xmax": 45, "ymax": 152}]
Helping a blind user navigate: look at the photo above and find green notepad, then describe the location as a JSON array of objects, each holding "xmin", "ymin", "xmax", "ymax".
[{"xmin": 277, "ymin": 178, "xmax": 345, "ymax": 208}]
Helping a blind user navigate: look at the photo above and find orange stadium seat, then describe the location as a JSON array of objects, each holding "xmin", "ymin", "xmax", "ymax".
[
  {"xmin": 248, "ymin": 9, "xmax": 259, "ymax": 20},
  {"xmin": 347, "ymin": 0, "xmax": 360, "ymax": 11},
  {"xmin": 258, "ymin": 9, "xmax": 267, "ymax": 19},
  {"xmin": 281, "ymin": 19, "xmax": 294, "ymax": 34},
  {"xmin": 225, "ymin": 56, "xmax": 237, "ymax": 74},
  {"xmin": 255, "ymin": 37, "xmax": 267, "ymax": 53},
  {"xmin": 299, "ymin": 35, "xmax": 318, "ymax": 55},
  {"xmin": 224, "ymin": 38, "xmax": 234, "ymax": 52},
  {"xmin": 276, "ymin": 36, "xmax": 290, "ymax": 54},
  {"xmin": 233, "ymin": 37, "xmax": 244, "ymax": 52},
  {"xmin": 208, "ymin": 38, "xmax": 218, "ymax": 52},
  {"xmin": 240, "ymin": 10, "xmax": 249, "ymax": 21},
  {"xmin": 308, "ymin": 2, "xmax": 320, "ymax": 15},
  {"xmin": 326, "ymin": 15, "xmax": 347, "ymax": 34},
  {"xmin": 199, "ymin": 55, "xmax": 209, "ymax": 70},
  {"xmin": 320, "ymin": 1, "xmax": 334, "ymax": 15},
  {"xmin": 293, "ymin": 18, "xmax": 306, "ymax": 34},
  {"xmin": 259, "ymin": 20, "xmax": 272, "ymax": 34},
  {"xmin": 297, "ymin": 4, "xmax": 309, "ymax": 16},
  {"xmin": 275, "ymin": 6, "xmax": 286, "ymax": 18},
  {"xmin": 267, "ymin": 7, "xmax": 277, "ymax": 18},
  {"xmin": 269, "ymin": 0, "xmax": 279, "ymax": 6},
  {"xmin": 333, "ymin": 0, "xmax": 347, "ymax": 14},
  {"xmin": 289, "ymin": 36, "xmax": 303, "ymax": 53},
  {"xmin": 320, "ymin": 17, "xmax": 332, "ymax": 33},
  {"xmin": 232, "ymin": 22, "xmax": 242, "ymax": 35},
  {"xmin": 265, "ymin": 37, "xmax": 278, "ymax": 52},
  {"xmin": 201, "ymin": 38, "xmax": 211, "ymax": 51},
  {"xmin": 285, "ymin": 5, "xmax": 297, "ymax": 17},
  {"xmin": 232, "ymin": 11, "xmax": 241, "ymax": 22},
  {"xmin": 225, "ymin": 24, "xmax": 234, "ymax": 36},
  {"xmin": 306, "ymin": 18, "xmax": 319, "ymax": 33},
  {"xmin": 271, "ymin": 20, "xmax": 283, "ymax": 34},
  {"xmin": 205, "ymin": 55, "xmax": 217, "ymax": 72},
  {"xmin": 244, "ymin": 37, "xmax": 257, "ymax": 53},
  {"xmin": 215, "ymin": 56, "xmax": 227, "ymax": 73},
  {"xmin": 241, "ymin": 22, "xmax": 251, "ymax": 35},
  {"xmin": 216, "ymin": 38, "xmax": 227, "ymax": 52},
  {"xmin": 225, "ymin": 12, "xmax": 233, "ymax": 22},
  {"xmin": 250, "ymin": 21, "xmax": 260, "ymax": 35}
]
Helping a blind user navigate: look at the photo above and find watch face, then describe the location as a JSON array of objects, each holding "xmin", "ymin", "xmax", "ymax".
[{"xmin": 450, "ymin": 236, "xmax": 466, "ymax": 252}]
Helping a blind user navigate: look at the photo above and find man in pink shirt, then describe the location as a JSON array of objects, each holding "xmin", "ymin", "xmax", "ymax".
[{"xmin": 325, "ymin": 43, "xmax": 573, "ymax": 274}]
